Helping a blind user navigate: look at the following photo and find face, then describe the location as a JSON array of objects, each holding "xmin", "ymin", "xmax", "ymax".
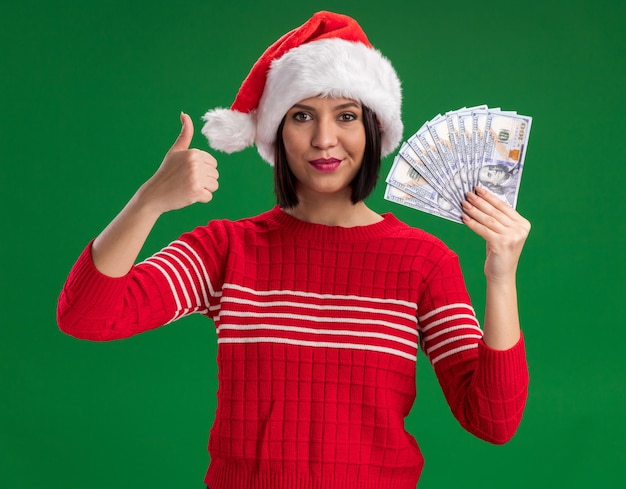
[
  {"xmin": 479, "ymin": 165, "xmax": 508, "ymax": 185},
  {"xmin": 281, "ymin": 96, "xmax": 366, "ymax": 201}
]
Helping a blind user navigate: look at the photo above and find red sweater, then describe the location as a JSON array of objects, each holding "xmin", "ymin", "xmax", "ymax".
[{"xmin": 57, "ymin": 207, "xmax": 528, "ymax": 489}]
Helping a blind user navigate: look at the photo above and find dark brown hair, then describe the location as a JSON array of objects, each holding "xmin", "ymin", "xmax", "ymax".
[{"xmin": 273, "ymin": 105, "xmax": 382, "ymax": 209}]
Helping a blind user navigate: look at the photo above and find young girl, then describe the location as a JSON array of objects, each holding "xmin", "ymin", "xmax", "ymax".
[{"xmin": 57, "ymin": 11, "xmax": 529, "ymax": 489}]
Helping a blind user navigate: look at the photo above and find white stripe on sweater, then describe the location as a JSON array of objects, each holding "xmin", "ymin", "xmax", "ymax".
[
  {"xmin": 218, "ymin": 336, "xmax": 417, "ymax": 362},
  {"xmin": 420, "ymin": 313, "xmax": 479, "ymax": 333},
  {"xmin": 217, "ymin": 323, "xmax": 419, "ymax": 349},
  {"xmin": 161, "ymin": 245, "xmax": 211, "ymax": 308},
  {"xmin": 171, "ymin": 240, "xmax": 221, "ymax": 298},
  {"xmin": 424, "ymin": 324, "xmax": 483, "ymax": 341},
  {"xmin": 223, "ymin": 283, "xmax": 416, "ymax": 309},
  {"xmin": 219, "ymin": 296, "xmax": 417, "ymax": 324},
  {"xmin": 140, "ymin": 240, "xmax": 222, "ymax": 319},
  {"xmin": 430, "ymin": 344, "xmax": 478, "ymax": 365},
  {"xmin": 157, "ymin": 252, "xmax": 202, "ymax": 308},
  {"xmin": 426, "ymin": 334, "xmax": 483, "ymax": 355},
  {"xmin": 142, "ymin": 260, "xmax": 184, "ymax": 323},
  {"xmin": 218, "ymin": 310, "xmax": 418, "ymax": 337},
  {"xmin": 418, "ymin": 302, "xmax": 475, "ymax": 322}
]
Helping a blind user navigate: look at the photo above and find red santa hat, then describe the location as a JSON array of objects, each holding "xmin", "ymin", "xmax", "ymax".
[{"xmin": 201, "ymin": 11, "xmax": 403, "ymax": 165}]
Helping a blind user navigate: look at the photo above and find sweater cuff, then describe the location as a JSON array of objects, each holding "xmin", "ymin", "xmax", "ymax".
[
  {"xmin": 62, "ymin": 240, "xmax": 130, "ymax": 314},
  {"xmin": 477, "ymin": 333, "xmax": 528, "ymax": 387}
]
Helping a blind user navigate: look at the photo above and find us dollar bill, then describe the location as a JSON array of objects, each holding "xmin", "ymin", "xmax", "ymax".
[
  {"xmin": 384, "ymin": 184, "xmax": 463, "ymax": 223},
  {"xmin": 444, "ymin": 111, "xmax": 469, "ymax": 196},
  {"xmin": 479, "ymin": 113, "xmax": 532, "ymax": 208},
  {"xmin": 397, "ymin": 141, "xmax": 457, "ymax": 207},
  {"xmin": 410, "ymin": 126, "xmax": 461, "ymax": 205},
  {"xmin": 427, "ymin": 115, "xmax": 466, "ymax": 203},
  {"xmin": 386, "ymin": 154, "xmax": 462, "ymax": 221}
]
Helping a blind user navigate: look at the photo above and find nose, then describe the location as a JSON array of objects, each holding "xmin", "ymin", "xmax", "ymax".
[{"xmin": 311, "ymin": 117, "xmax": 338, "ymax": 149}]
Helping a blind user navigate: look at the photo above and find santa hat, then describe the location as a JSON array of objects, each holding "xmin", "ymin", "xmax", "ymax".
[{"xmin": 201, "ymin": 11, "xmax": 403, "ymax": 165}]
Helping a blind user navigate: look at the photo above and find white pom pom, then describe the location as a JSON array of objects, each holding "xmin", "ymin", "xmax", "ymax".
[{"xmin": 201, "ymin": 108, "xmax": 256, "ymax": 153}]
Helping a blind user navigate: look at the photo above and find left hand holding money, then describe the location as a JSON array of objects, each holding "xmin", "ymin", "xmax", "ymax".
[
  {"xmin": 462, "ymin": 186, "xmax": 530, "ymax": 349},
  {"xmin": 461, "ymin": 186, "xmax": 531, "ymax": 281}
]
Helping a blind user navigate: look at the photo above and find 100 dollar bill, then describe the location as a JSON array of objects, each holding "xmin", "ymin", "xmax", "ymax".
[
  {"xmin": 479, "ymin": 113, "xmax": 532, "ymax": 208},
  {"xmin": 386, "ymin": 154, "xmax": 463, "ymax": 222}
]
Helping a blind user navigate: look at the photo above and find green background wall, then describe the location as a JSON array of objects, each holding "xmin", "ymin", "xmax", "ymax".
[{"xmin": 1, "ymin": 0, "xmax": 625, "ymax": 487}]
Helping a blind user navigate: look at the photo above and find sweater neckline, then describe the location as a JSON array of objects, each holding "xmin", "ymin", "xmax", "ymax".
[{"xmin": 264, "ymin": 206, "xmax": 404, "ymax": 243}]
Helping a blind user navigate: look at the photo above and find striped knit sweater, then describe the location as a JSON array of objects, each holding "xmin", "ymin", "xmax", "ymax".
[{"xmin": 57, "ymin": 206, "xmax": 528, "ymax": 489}]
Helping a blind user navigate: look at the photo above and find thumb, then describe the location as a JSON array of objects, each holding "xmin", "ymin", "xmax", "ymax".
[{"xmin": 168, "ymin": 112, "xmax": 194, "ymax": 152}]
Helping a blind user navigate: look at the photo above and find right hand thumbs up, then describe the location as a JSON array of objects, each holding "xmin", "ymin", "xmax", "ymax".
[
  {"xmin": 169, "ymin": 112, "xmax": 194, "ymax": 153},
  {"xmin": 137, "ymin": 112, "xmax": 219, "ymax": 215}
]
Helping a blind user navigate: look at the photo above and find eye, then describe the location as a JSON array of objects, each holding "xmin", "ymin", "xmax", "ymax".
[
  {"xmin": 338, "ymin": 112, "xmax": 358, "ymax": 122},
  {"xmin": 292, "ymin": 111, "xmax": 312, "ymax": 122}
]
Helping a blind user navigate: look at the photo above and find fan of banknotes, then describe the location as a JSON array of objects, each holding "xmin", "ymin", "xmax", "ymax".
[{"xmin": 384, "ymin": 105, "xmax": 532, "ymax": 223}]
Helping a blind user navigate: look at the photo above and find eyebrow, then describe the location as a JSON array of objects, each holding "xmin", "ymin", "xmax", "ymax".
[{"xmin": 291, "ymin": 101, "xmax": 361, "ymax": 111}]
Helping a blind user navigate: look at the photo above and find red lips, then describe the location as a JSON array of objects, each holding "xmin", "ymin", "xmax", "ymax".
[{"xmin": 308, "ymin": 158, "xmax": 341, "ymax": 172}]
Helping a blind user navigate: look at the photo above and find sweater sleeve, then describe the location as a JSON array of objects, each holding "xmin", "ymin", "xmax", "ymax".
[
  {"xmin": 57, "ymin": 223, "xmax": 228, "ymax": 341},
  {"xmin": 417, "ymin": 253, "xmax": 529, "ymax": 444}
]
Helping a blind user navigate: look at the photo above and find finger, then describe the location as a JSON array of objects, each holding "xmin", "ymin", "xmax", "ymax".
[
  {"xmin": 474, "ymin": 186, "xmax": 518, "ymax": 219},
  {"xmin": 168, "ymin": 112, "xmax": 194, "ymax": 153},
  {"xmin": 194, "ymin": 176, "xmax": 219, "ymax": 203},
  {"xmin": 463, "ymin": 192, "xmax": 508, "ymax": 231},
  {"xmin": 462, "ymin": 211, "xmax": 498, "ymax": 241},
  {"xmin": 198, "ymin": 167, "xmax": 219, "ymax": 196},
  {"xmin": 203, "ymin": 177, "xmax": 219, "ymax": 194},
  {"xmin": 204, "ymin": 152, "xmax": 218, "ymax": 168},
  {"xmin": 463, "ymin": 195, "xmax": 531, "ymax": 246},
  {"xmin": 474, "ymin": 187, "xmax": 531, "ymax": 235}
]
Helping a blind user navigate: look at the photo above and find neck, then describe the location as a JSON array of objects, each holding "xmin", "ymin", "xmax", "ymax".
[{"xmin": 283, "ymin": 191, "xmax": 382, "ymax": 227}]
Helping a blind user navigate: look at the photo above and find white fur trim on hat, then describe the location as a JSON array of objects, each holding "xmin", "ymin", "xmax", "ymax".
[{"xmin": 201, "ymin": 108, "xmax": 256, "ymax": 154}]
